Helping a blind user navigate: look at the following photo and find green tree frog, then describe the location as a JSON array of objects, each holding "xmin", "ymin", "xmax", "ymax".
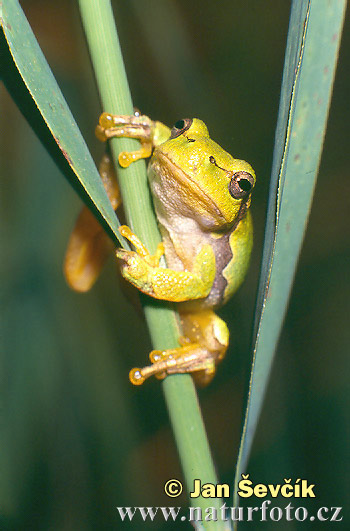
[{"xmin": 64, "ymin": 113, "xmax": 256, "ymax": 386}]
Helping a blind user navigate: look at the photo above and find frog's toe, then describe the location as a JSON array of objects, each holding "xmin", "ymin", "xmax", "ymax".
[
  {"xmin": 129, "ymin": 368, "xmax": 146, "ymax": 385},
  {"xmin": 116, "ymin": 248, "xmax": 135, "ymax": 271},
  {"xmin": 116, "ymin": 250, "xmax": 136, "ymax": 270},
  {"xmin": 115, "ymin": 248, "xmax": 131, "ymax": 261},
  {"xmin": 116, "ymin": 249, "xmax": 152, "ymax": 292}
]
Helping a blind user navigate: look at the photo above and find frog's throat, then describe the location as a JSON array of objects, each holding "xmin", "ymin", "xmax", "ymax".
[{"xmin": 153, "ymin": 151, "xmax": 236, "ymax": 225}]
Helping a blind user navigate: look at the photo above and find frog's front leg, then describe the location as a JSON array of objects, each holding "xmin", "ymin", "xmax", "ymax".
[
  {"xmin": 96, "ymin": 112, "xmax": 171, "ymax": 168},
  {"xmin": 130, "ymin": 311, "xmax": 229, "ymax": 386},
  {"xmin": 116, "ymin": 226, "xmax": 216, "ymax": 302}
]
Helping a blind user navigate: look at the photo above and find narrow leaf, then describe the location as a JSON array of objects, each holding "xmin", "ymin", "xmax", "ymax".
[
  {"xmin": 0, "ymin": 0, "xmax": 126, "ymax": 246},
  {"xmin": 234, "ymin": 0, "xmax": 346, "ymax": 510}
]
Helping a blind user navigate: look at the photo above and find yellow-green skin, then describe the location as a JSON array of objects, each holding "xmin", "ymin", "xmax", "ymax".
[
  {"xmin": 65, "ymin": 114, "xmax": 255, "ymax": 385},
  {"xmin": 147, "ymin": 119, "xmax": 254, "ymax": 308},
  {"xmin": 113, "ymin": 117, "xmax": 256, "ymax": 385}
]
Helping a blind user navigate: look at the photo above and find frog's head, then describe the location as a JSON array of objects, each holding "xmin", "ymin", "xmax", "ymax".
[{"xmin": 151, "ymin": 118, "xmax": 256, "ymax": 230}]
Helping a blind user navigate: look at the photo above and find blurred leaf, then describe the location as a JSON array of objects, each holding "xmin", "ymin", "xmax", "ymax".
[
  {"xmin": 0, "ymin": 0, "xmax": 126, "ymax": 246},
  {"xmin": 234, "ymin": 0, "xmax": 346, "ymax": 508}
]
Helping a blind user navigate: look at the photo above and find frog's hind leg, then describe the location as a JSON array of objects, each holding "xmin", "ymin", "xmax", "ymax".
[
  {"xmin": 129, "ymin": 310, "xmax": 229, "ymax": 386},
  {"xmin": 64, "ymin": 153, "xmax": 121, "ymax": 292}
]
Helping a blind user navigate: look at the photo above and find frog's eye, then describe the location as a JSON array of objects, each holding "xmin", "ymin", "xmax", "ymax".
[
  {"xmin": 170, "ymin": 118, "xmax": 193, "ymax": 139},
  {"xmin": 228, "ymin": 171, "xmax": 255, "ymax": 200}
]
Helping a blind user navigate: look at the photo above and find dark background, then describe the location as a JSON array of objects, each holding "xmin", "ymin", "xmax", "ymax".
[{"xmin": 1, "ymin": 1, "xmax": 349, "ymax": 529}]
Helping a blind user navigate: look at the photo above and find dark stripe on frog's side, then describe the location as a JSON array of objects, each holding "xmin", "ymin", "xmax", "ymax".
[
  {"xmin": 171, "ymin": 199, "xmax": 252, "ymax": 313},
  {"xmin": 176, "ymin": 228, "xmax": 232, "ymax": 314},
  {"xmin": 205, "ymin": 230, "xmax": 233, "ymax": 308},
  {"xmin": 206, "ymin": 197, "xmax": 251, "ymax": 308},
  {"xmin": 181, "ymin": 219, "xmax": 250, "ymax": 312}
]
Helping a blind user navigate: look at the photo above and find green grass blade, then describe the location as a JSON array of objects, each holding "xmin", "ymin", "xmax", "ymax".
[
  {"xmin": 78, "ymin": 1, "xmax": 229, "ymax": 529},
  {"xmin": 0, "ymin": 0, "xmax": 126, "ymax": 246},
  {"xmin": 234, "ymin": 0, "xmax": 346, "ymax": 508}
]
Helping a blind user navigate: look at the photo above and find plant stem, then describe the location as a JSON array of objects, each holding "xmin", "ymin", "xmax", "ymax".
[{"xmin": 78, "ymin": 1, "xmax": 229, "ymax": 528}]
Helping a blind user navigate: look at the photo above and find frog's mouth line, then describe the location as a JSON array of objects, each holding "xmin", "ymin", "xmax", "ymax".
[{"xmin": 154, "ymin": 151, "xmax": 239, "ymax": 226}]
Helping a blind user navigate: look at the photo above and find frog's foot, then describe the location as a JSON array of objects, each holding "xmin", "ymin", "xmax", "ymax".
[
  {"xmin": 115, "ymin": 225, "xmax": 168, "ymax": 297},
  {"xmin": 118, "ymin": 225, "xmax": 164, "ymax": 267},
  {"xmin": 116, "ymin": 226, "xmax": 215, "ymax": 302},
  {"xmin": 129, "ymin": 311, "xmax": 229, "ymax": 386},
  {"xmin": 95, "ymin": 112, "xmax": 154, "ymax": 168},
  {"xmin": 129, "ymin": 344, "xmax": 216, "ymax": 386}
]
